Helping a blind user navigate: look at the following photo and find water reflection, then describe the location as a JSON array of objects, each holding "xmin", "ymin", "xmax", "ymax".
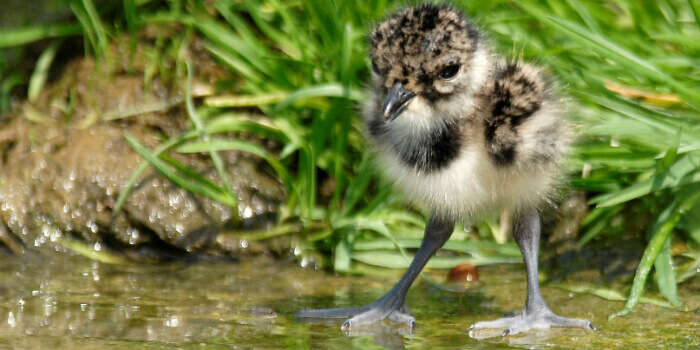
[
  {"xmin": 0, "ymin": 254, "xmax": 698, "ymax": 349},
  {"xmin": 344, "ymin": 323, "xmax": 413, "ymax": 350},
  {"xmin": 0, "ymin": 255, "xmax": 272, "ymax": 345}
]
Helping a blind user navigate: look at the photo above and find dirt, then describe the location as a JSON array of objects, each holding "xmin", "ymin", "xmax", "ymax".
[{"xmin": 0, "ymin": 33, "xmax": 286, "ymax": 260}]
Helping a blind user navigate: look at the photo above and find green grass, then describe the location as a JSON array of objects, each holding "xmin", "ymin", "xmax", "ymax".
[{"xmin": 1, "ymin": 0, "xmax": 699, "ymax": 317}]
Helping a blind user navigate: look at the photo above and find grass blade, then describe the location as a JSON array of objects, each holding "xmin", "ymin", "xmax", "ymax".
[
  {"xmin": 274, "ymin": 83, "xmax": 363, "ymax": 112},
  {"xmin": 611, "ymin": 190, "xmax": 700, "ymax": 318},
  {"xmin": 654, "ymin": 235, "xmax": 681, "ymax": 306},
  {"xmin": 0, "ymin": 23, "xmax": 82, "ymax": 48},
  {"xmin": 114, "ymin": 133, "xmax": 188, "ymax": 216},
  {"xmin": 551, "ymin": 283, "xmax": 687, "ymax": 311},
  {"xmin": 28, "ymin": 41, "xmax": 61, "ymax": 102},
  {"xmin": 124, "ymin": 134, "xmax": 237, "ymax": 208},
  {"xmin": 351, "ymin": 250, "xmax": 520, "ymax": 269},
  {"xmin": 184, "ymin": 62, "xmax": 238, "ymax": 221},
  {"xmin": 57, "ymin": 238, "xmax": 129, "ymax": 264},
  {"xmin": 204, "ymin": 92, "xmax": 288, "ymax": 108},
  {"xmin": 591, "ymin": 154, "xmax": 700, "ymax": 207},
  {"xmin": 177, "ymin": 139, "xmax": 294, "ymax": 194}
]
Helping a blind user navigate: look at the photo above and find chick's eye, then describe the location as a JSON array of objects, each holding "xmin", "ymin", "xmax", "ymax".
[{"xmin": 438, "ymin": 64, "xmax": 461, "ymax": 80}]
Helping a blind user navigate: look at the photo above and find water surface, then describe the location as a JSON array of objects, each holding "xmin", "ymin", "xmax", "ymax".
[{"xmin": 0, "ymin": 254, "xmax": 697, "ymax": 349}]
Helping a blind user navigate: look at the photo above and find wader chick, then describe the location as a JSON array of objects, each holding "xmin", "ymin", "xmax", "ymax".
[{"xmin": 297, "ymin": 3, "xmax": 595, "ymax": 336}]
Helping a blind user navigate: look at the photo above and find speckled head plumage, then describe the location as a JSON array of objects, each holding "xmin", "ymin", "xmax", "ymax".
[{"xmin": 369, "ymin": 3, "xmax": 481, "ymax": 100}]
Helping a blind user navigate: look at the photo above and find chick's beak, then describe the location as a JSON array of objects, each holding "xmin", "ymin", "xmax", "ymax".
[{"xmin": 383, "ymin": 82, "xmax": 416, "ymax": 122}]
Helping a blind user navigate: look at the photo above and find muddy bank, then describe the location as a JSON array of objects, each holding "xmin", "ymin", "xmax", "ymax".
[{"xmin": 0, "ymin": 35, "xmax": 287, "ymax": 260}]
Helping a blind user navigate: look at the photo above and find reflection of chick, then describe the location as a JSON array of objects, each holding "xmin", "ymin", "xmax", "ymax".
[{"xmin": 297, "ymin": 3, "xmax": 594, "ymax": 335}]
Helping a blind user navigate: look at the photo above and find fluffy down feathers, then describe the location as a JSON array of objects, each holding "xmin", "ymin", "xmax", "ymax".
[{"xmin": 364, "ymin": 4, "xmax": 571, "ymax": 220}]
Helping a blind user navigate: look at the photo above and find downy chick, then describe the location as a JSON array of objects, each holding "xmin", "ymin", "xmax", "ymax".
[{"xmin": 297, "ymin": 3, "xmax": 595, "ymax": 336}]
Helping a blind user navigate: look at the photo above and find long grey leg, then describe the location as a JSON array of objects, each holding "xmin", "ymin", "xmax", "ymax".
[
  {"xmin": 469, "ymin": 208, "xmax": 595, "ymax": 336},
  {"xmin": 296, "ymin": 215, "xmax": 455, "ymax": 329},
  {"xmin": 516, "ymin": 208, "xmax": 548, "ymax": 315}
]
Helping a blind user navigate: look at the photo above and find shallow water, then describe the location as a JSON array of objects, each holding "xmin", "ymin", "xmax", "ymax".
[{"xmin": 0, "ymin": 254, "xmax": 697, "ymax": 349}]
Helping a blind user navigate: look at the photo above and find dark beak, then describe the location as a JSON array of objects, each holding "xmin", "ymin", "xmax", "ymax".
[{"xmin": 382, "ymin": 82, "xmax": 416, "ymax": 122}]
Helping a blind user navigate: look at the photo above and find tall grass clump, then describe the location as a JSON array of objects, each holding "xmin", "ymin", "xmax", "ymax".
[{"xmin": 0, "ymin": 0, "xmax": 698, "ymax": 317}]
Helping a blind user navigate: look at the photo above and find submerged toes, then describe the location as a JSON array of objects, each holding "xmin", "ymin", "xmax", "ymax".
[{"xmin": 469, "ymin": 313, "xmax": 596, "ymax": 337}]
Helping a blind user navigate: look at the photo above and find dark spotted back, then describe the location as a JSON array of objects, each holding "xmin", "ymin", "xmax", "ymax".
[{"xmin": 484, "ymin": 62, "xmax": 547, "ymax": 166}]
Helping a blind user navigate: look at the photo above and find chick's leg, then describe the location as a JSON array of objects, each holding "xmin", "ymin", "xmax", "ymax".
[
  {"xmin": 296, "ymin": 215, "xmax": 455, "ymax": 329},
  {"xmin": 468, "ymin": 208, "xmax": 595, "ymax": 336}
]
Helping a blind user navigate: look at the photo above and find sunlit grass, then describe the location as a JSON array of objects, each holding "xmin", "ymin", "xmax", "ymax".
[{"xmin": 1, "ymin": 0, "xmax": 698, "ymax": 317}]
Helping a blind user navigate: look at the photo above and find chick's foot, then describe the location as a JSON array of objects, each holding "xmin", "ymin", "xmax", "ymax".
[
  {"xmin": 468, "ymin": 308, "xmax": 595, "ymax": 336},
  {"xmin": 296, "ymin": 298, "xmax": 415, "ymax": 330}
]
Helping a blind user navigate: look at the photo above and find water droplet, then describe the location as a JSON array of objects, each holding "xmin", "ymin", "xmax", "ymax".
[
  {"xmin": 7, "ymin": 312, "xmax": 15, "ymax": 328},
  {"xmin": 164, "ymin": 316, "xmax": 180, "ymax": 327},
  {"xmin": 243, "ymin": 206, "xmax": 253, "ymax": 219}
]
